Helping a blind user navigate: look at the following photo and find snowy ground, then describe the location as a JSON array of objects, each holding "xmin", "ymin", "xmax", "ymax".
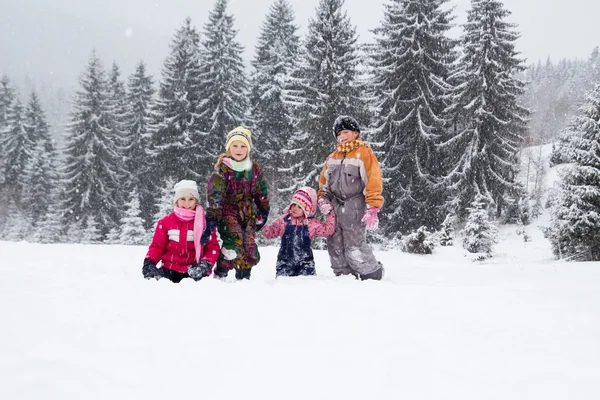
[{"xmin": 2, "ymin": 217, "xmax": 600, "ymax": 399}]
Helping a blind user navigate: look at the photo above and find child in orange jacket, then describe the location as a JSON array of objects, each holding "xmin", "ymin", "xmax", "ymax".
[{"xmin": 318, "ymin": 116, "xmax": 384, "ymax": 280}]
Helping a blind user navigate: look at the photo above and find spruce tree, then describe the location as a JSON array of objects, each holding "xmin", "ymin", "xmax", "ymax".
[
  {"xmin": 286, "ymin": 0, "xmax": 365, "ymax": 189},
  {"xmin": 150, "ymin": 18, "xmax": 204, "ymax": 186},
  {"xmin": 0, "ymin": 76, "xmax": 16, "ymax": 184},
  {"xmin": 154, "ymin": 177, "xmax": 176, "ymax": 226},
  {"xmin": 197, "ymin": 0, "xmax": 248, "ymax": 182},
  {"xmin": 443, "ymin": 0, "xmax": 529, "ymax": 219},
  {"xmin": 248, "ymin": 0, "xmax": 300, "ymax": 212},
  {"xmin": 119, "ymin": 190, "xmax": 148, "ymax": 245},
  {"xmin": 549, "ymin": 84, "xmax": 600, "ymax": 261},
  {"xmin": 22, "ymin": 91, "xmax": 58, "ymax": 221},
  {"xmin": 461, "ymin": 194, "xmax": 498, "ymax": 256},
  {"xmin": 1, "ymin": 99, "xmax": 34, "ymax": 206},
  {"xmin": 60, "ymin": 52, "xmax": 123, "ymax": 237},
  {"xmin": 370, "ymin": 0, "xmax": 457, "ymax": 235},
  {"xmin": 126, "ymin": 61, "xmax": 156, "ymax": 228}
]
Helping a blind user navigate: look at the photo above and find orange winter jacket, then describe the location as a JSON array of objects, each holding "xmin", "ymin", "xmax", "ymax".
[{"xmin": 318, "ymin": 143, "xmax": 384, "ymax": 209}]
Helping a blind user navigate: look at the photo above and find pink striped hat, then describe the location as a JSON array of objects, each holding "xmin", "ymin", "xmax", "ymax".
[{"xmin": 287, "ymin": 186, "xmax": 318, "ymax": 217}]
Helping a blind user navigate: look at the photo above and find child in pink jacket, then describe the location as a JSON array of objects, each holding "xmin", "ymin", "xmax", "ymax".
[
  {"xmin": 142, "ymin": 180, "xmax": 220, "ymax": 283},
  {"xmin": 261, "ymin": 187, "xmax": 335, "ymax": 277}
]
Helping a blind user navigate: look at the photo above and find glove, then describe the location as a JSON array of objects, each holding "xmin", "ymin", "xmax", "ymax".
[
  {"xmin": 142, "ymin": 259, "xmax": 160, "ymax": 280},
  {"xmin": 318, "ymin": 197, "xmax": 333, "ymax": 214},
  {"xmin": 361, "ymin": 207, "xmax": 379, "ymax": 231},
  {"xmin": 221, "ymin": 248, "xmax": 237, "ymax": 260},
  {"xmin": 256, "ymin": 208, "xmax": 269, "ymax": 231},
  {"xmin": 188, "ymin": 260, "xmax": 212, "ymax": 281},
  {"xmin": 201, "ymin": 219, "xmax": 217, "ymax": 245}
]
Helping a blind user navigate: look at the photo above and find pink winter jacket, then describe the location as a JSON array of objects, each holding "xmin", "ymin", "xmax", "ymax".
[
  {"xmin": 261, "ymin": 211, "xmax": 336, "ymax": 240},
  {"xmin": 145, "ymin": 212, "xmax": 220, "ymax": 273}
]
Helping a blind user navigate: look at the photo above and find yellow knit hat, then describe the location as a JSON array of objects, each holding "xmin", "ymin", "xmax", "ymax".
[{"xmin": 225, "ymin": 126, "xmax": 252, "ymax": 153}]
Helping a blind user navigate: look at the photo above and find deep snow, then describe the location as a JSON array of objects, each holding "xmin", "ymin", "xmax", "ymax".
[{"xmin": 2, "ymin": 219, "xmax": 599, "ymax": 399}]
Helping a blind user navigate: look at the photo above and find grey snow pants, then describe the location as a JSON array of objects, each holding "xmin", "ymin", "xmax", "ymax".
[{"xmin": 326, "ymin": 197, "xmax": 382, "ymax": 277}]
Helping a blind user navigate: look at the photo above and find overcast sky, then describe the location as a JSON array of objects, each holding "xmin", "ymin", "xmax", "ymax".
[{"xmin": 2, "ymin": 0, "xmax": 599, "ymax": 92}]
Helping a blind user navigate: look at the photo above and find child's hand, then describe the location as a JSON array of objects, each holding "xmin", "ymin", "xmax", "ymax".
[
  {"xmin": 256, "ymin": 208, "xmax": 269, "ymax": 231},
  {"xmin": 318, "ymin": 197, "xmax": 333, "ymax": 214},
  {"xmin": 188, "ymin": 260, "xmax": 212, "ymax": 281},
  {"xmin": 361, "ymin": 207, "xmax": 379, "ymax": 231},
  {"xmin": 142, "ymin": 259, "xmax": 160, "ymax": 280},
  {"xmin": 201, "ymin": 220, "xmax": 217, "ymax": 245},
  {"xmin": 221, "ymin": 248, "xmax": 237, "ymax": 260}
]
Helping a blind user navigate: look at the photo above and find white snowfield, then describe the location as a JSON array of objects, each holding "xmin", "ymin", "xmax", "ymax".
[{"xmin": 1, "ymin": 228, "xmax": 599, "ymax": 399}]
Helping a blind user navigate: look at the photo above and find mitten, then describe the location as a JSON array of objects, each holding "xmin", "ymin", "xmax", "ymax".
[
  {"xmin": 201, "ymin": 219, "xmax": 217, "ymax": 245},
  {"xmin": 221, "ymin": 248, "xmax": 237, "ymax": 260},
  {"xmin": 142, "ymin": 259, "xmax": 160, "ymax": 280},
  {"xmin": 188, "ymin": 260, "xmax": 212, "ymax": 281},
  {"xmin": 318, "ymin": 197, "xmax": 333, "ymax": 214},
  {"xmin": 361, "ymin": 207, "xmax": 379, "ymax": 231},
  {"xmin": 256, "ymin": 208, "xmax": 269, "ymax": 231}
]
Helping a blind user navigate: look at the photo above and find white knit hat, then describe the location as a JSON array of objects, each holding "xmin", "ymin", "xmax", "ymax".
[{"xmin": 173, "ymin": 180, "xmax": 200, "ymax": 204}]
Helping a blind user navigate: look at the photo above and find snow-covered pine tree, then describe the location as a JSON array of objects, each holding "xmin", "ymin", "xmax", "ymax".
[
  {"xmin": 119, "ymin": 190, "xmax": 148, "ymax": 245},
  {"xmin": 153, "ymin": 177, "xmax": 177, "ymax": 226},
  {"xmin": 285, "ymin": 0, "xmax": 365, "ymax": 190},
  {"xmin": 81, "ymin": 216, "xmax": 102, "ymax": 244},
  {"xmin": 125, "ymin": 61, "xmax": 156, "ymax": 229},
  {"xmin": 461, "ymin": 194, "xmax": 498, "ymax": 257},
  {"xmin": 197, "ymin": 0, "xmax": 248, "ymax": 184},
  {"xmin": 21, "ymin": 91, "xmax": 59, "ymax": 232},
  {"xmin": 150, "ymin": 18, "xmax": 204, "ymax": 187},
  {"xmin": 439, "ymin": 213, "xmax": 457, "ymax": 246},
  {"xmin": 443, "ymin": 0, "xmax": 529, "ymax": 220},
  {"xmin": 59, "ymin": 52, "xmax": 123, "ymax": 238},
  {"xmin": 1, "ymin": 98, "xmax": 34, "ymax": 207},
  {"xmin": 370, "ymin": 0, "xmax": 457, "ymax": 236},
  {"xmin": 0, "ymin": 76, "xmax": 16, "ymax": 184},
  {"xmin": 549, "ymin": 84, "xmax": 600, "ymax": 261},
  {"xmin": 248, "ymin": 0, "xmax": 300, "ymax": 213},
  {"xmin": 106, "ymin": 62, "xmax": 129, "ymax": 182}
]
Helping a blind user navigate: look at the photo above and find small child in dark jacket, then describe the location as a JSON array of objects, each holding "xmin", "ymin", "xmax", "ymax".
[
  {"xmin": 142, "ymin": 180, "xmax": 220, "ymax": 283},
  {"xmin": 261, "ymin": 186, "xmax": 336, "ymax": 277}
]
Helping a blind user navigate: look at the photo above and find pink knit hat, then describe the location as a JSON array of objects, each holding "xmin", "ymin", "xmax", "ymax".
[{"xmin": 287, "ymin": 186, "xmax": 318, "ymax": 217}]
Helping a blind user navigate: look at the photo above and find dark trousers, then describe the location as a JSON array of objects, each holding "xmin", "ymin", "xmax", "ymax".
[
  {"xmin": 214, "ymin": 264, "xmax": 252, "ymax": 280},
  {"xmin": 158, "ymin": 267, "xmax": 189, "ymax": 283}
]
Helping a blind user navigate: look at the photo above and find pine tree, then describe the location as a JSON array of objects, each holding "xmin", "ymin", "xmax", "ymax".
[
  {"xmin": 443, "ymin": 0, "xmax": 529, "ymax": 219},
  {"xmin": 60, "ymin": 52, "xmax": 123, "ymax": 237},
  {"xmin": 150, "ymin": 18, "xmax": 204, "ymax": 187},
  {"xmin": 197, "ymin": 0, "xmax": 248, "ymax": 182},
  {"xmin": 370, "ymin": 0, "xmax": 457, "ymax": 235},
  {"xmin": 248, "ymin": 0, "xmax": 300, "ymax": 213},
  {"xmin": 286, "ymin": 0, "xmax": 365, "ymax": 190},
  {"xmin": 126, "ymin": 61, "xmax": 156, "ymax": 228},
  {"xmin": 154, "ymin": 177, "xmax": 176, "ymax": 226},
  {"xmin": 461, "ymin": 195, "xmax": 498, "ymax": 256},
  {"xmin": 81, "ymin": 216, "xmax": 102, "ymax": 244},
  {"xmin": 119, "ymin": 190, "xmax": 148, "ymax": 245},
  {"xmin": 31, "ymin": 207, "xmax": 64, "ymax": 243},
  {"xmin": 549, "ymin": 84, "xmax": 600, "ymax": 261},
  {"xmin": 22, "ymin": 91, "xmax": 58, "ymax": 221},
  {"xmin": 0, "ymin": 76, "xmax": 16, "ymax": 184},
  {"xmin": 439, "ymin": 213, "xmax": 457, "ymax": 246},
  {"xmin": 1, "ymin": 99, "xmax": 34, "ymax": 206}
]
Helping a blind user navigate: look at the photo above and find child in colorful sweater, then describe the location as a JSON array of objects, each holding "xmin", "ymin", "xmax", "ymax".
[
  {"xmin": 261, "ymin": 187, "xmax": 336, "ymax": 277},
  {"xmin": 202, "ymin": 126, "xmax": 270, "ymax": 280},
  {"xmin": 143, "ymin": 180, "xmax": 220, "ymax": 283},
  {"xmin": 318, "ymin": 115, "xmax": 385, "ymax": 280}
]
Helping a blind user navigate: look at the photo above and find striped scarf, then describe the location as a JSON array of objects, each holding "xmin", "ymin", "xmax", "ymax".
[{"xmin": 337, "ymin": 138, "xmax": 369, "ymax": 153}]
